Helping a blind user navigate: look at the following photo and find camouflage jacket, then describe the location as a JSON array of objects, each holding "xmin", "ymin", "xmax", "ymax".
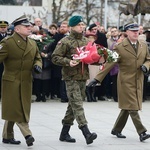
[{"xmin": 51, "ymin": 30, "xmax": 89, "ymax": 81}]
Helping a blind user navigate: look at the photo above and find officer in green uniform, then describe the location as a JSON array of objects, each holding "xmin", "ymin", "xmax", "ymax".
[
  {"xmin": 0, "ymin": 15, "xmax": 42, "ymax": 146},
  {"xmin": 88, "ymin": 22, "xmax": 150, "ymax": 142},
  {"xmin": 52, "ymin": 15, "xmax": 97, "ymax": 145}
]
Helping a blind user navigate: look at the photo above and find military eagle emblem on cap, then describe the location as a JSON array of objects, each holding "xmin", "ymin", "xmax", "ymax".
[{"xmin": 80, "ymin": 18, "xmax": 83, "ymax": 22}]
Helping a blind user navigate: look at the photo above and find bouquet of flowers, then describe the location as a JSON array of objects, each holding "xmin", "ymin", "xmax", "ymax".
[
  {"xmin": 72, "ymin": 42, "xmax": 119, "ymax": 70},
  {"xmin": 72, "ymin": 42, "xmax": 101, "ymax": 64},
  {"xmin": 29, "ymin": 34, "xmax": 54, "ymax": 52},
  {"xmin": 97, "ymin": 44, "xmax": 119, "ymax": 63}
]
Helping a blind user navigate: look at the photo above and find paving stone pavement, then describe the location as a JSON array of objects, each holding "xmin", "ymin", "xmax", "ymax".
[{"xmin": 0, "ymin": 97, "xmax": 150, "ymax": 150}]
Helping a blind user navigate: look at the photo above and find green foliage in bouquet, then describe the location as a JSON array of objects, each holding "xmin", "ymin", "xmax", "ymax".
[
  {"xmin": 97, "ymin": 44, "xmax": 119, "ymax": 63},
  {"xmin": 36, "ymin": 35, "xmax": 54, "ymax": 52}
]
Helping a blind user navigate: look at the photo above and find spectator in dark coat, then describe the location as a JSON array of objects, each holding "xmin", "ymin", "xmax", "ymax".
[
  {"xmin": 34, "ymin": 17, "xmax": 48, "ymax": 34},
  {"xmin": 48, "ymin": 21, "xmax": 70, "ymax": 102},
  {"xmin": 0, "ymin": 20, "xmax": 9, "ymax": 100},
  {"xmin": 31, "ymin": 24, "xmax": 52, "ymax": 102},
  {"xmin": 48, "ymin": 23, "xmax": 58, "ymax": 37}
]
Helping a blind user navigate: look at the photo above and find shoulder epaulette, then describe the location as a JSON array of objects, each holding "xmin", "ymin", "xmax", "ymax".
[{"xmin": 3, "ymin": 36, "xmax": 11, "ymax": 40}]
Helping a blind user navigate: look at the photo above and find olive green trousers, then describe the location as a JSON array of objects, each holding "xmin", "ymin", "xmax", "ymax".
[
  {"xmin": 112, "ymin": 109, "xmax": 147, "ymax": 135},
  {"xmin": 2, "ymin": 120, "xmax": 32, "ymax": 139}
]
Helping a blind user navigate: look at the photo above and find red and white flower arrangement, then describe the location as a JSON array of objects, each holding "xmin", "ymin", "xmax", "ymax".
[{"xmin": 72, "ymin": 42, "xmax": 119, "ymax": 70}]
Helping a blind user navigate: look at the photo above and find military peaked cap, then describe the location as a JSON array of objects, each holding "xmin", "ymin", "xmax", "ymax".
[
  {"xmin": 124, "ymin": 22, "xmax": 139, "ymax": 31},
  {"xmin": 0, "ymin": 21, "xmax": 9, "ymax": 27},
  {"xmin": 12, "ymin": 15, "xmax": 31, "ymax": 27}
]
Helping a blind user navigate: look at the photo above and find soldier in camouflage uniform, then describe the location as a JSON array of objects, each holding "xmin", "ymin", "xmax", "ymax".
[{"xmin": 51, "ymin": 15, "xmax": 97, "ymax": 145}]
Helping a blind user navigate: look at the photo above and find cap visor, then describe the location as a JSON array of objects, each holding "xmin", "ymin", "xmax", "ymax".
[
  {"xmin": 21, "ymin": 22, "xmax": 31, "ymax": 26},
  {"xmin": 128, "ymin": 27, "xmax": 139, "ymax": 31},
  {"xmin": 0, "ymin": 25, "xmax": 7, "ymax": 27}
]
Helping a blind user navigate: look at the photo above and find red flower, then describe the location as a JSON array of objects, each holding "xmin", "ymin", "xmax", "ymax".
[{"xmin": 72, "ymin": 42, "xmax": 100, "ymax": 64}]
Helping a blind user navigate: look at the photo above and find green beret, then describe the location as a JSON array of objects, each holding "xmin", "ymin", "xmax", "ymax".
[{"xmin": 69, "ymin": 16, "xmax": 83, "ymax": 27}]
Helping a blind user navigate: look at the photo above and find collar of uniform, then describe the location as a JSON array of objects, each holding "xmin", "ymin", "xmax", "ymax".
[
  {"xmin": 70, "ymin": 30, "xmax": 83, "ymax": 39},
  {"xmin": 131, "ymin": 42, "xmax": 137, "ymax": 45},
  {"xmin": 127, "ymin": 38, "xmax": 138, "ymax": 46}
]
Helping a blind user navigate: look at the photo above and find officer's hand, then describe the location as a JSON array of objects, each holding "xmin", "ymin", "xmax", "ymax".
[
  {"xmin": 87, "ymin": 79, "xmax": 100, "ymax": 87},
  {"xmin": 141, "ymin": 65, "xmax": 148, "ymax": 75},
  {"xmin": 34, "ymin": 65, "xmax": 42, "ymax": 74}
]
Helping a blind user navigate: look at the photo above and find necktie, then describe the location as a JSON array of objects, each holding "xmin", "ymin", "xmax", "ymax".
[
  {"xmin": 1, "ymin": 34, "xmax": 5, "ymax": 37},
  {"xmin": 132, "ymin": 44, "xmax": 136, "ymax": 49},
  {"xmin": 132, "ymin": 44, "xmax": 137, "ymax": 53}
]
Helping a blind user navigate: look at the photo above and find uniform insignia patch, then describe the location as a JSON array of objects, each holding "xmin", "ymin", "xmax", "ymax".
[
  {"xmin": 0, "ymin": 44, "xmax": 3, "ymax": 50},
  {"xmin": 58, "ymin": 41, "xmax": 62, "ymax": 45}
]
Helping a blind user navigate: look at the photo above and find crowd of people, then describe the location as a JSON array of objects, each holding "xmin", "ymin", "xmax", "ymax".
[{"xmin": 0, "ymin": 14, "xmax": 150, "ymax": 146}]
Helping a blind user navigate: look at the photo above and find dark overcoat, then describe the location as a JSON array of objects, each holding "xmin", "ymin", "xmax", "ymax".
[
  {"xmin": 0, "ymin": 32, "xmax": 42, "ymax": 122},
  {"xmin": 95, "ymin": 38, "xmax": 150, "ymax": 110}
]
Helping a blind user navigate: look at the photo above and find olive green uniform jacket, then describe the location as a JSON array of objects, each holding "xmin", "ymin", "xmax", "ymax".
[
  {"xmin": 95, "ymin": 38, "xmax": 150, "ymax": 110},
  {"xmin": 51, "ymin": 30, "xmax": 89, "ymax": 81},
  {"xmin": 0, "ymin": 33, "xmax": 42, "ymax": 123}
]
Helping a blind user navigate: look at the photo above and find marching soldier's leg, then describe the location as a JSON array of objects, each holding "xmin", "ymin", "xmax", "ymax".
[
  {"xmin": 67, "ymin": 80, "xmax": 97, "ymax": 144},
  {"xmin": 16, "ymin": 122, "xmax": 35, "ymax": 146},
  {"xmin": 111, "ymin": 110, "xmax": 128, "ymax": 138},
  {"xmin": 60, "ymin": 86, "xmax": 76, "ymax": 143},
  {"xmin": 2, "ymin": 120, "xmax": 21, "ymax": 144},
  {"xmin": 129, "ymin": 110, "xmax": 150, "ymax": 142}
]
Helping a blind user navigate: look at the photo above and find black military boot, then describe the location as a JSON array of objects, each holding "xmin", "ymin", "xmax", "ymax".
[
  {"xmin": 25, "ymin": 135, "xmax": 35, "ymax": 147},
  {"xmin": 139, "ymin": 132, "xmax": 150, "ymax": 142},
  {"xmin": 85, "ymin": 86, "xmax": 92, "ymax": 102},
  {"xmin": 111, "ymin": 130, "xmax": 126, "ymax": 138},
  {"xmin": 91, "ymin": 87, "xmax": 97, "ymax": 102},
  {"xmin": 59, "ymin": 125, "xmax": 76, "ymax": 143},
  {"xmin": 80, "ymin": 125, "xmax": 97, "ymax": 144},
  {"xmin": 2, "ymin": 138, "xmax": 21, "ymax": 145},
  {"xmin": 35, "ymin": 93, "xmax": 41, "ymax": 102},
  {"xmin": 41, "ymin": 93, "xmax": 46, "ymax": 102}
]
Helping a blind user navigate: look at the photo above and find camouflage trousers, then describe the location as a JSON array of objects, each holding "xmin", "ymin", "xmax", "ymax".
[{"xmin": 62, "ymin": 80, "xmax": 88, "ymax": 128}]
